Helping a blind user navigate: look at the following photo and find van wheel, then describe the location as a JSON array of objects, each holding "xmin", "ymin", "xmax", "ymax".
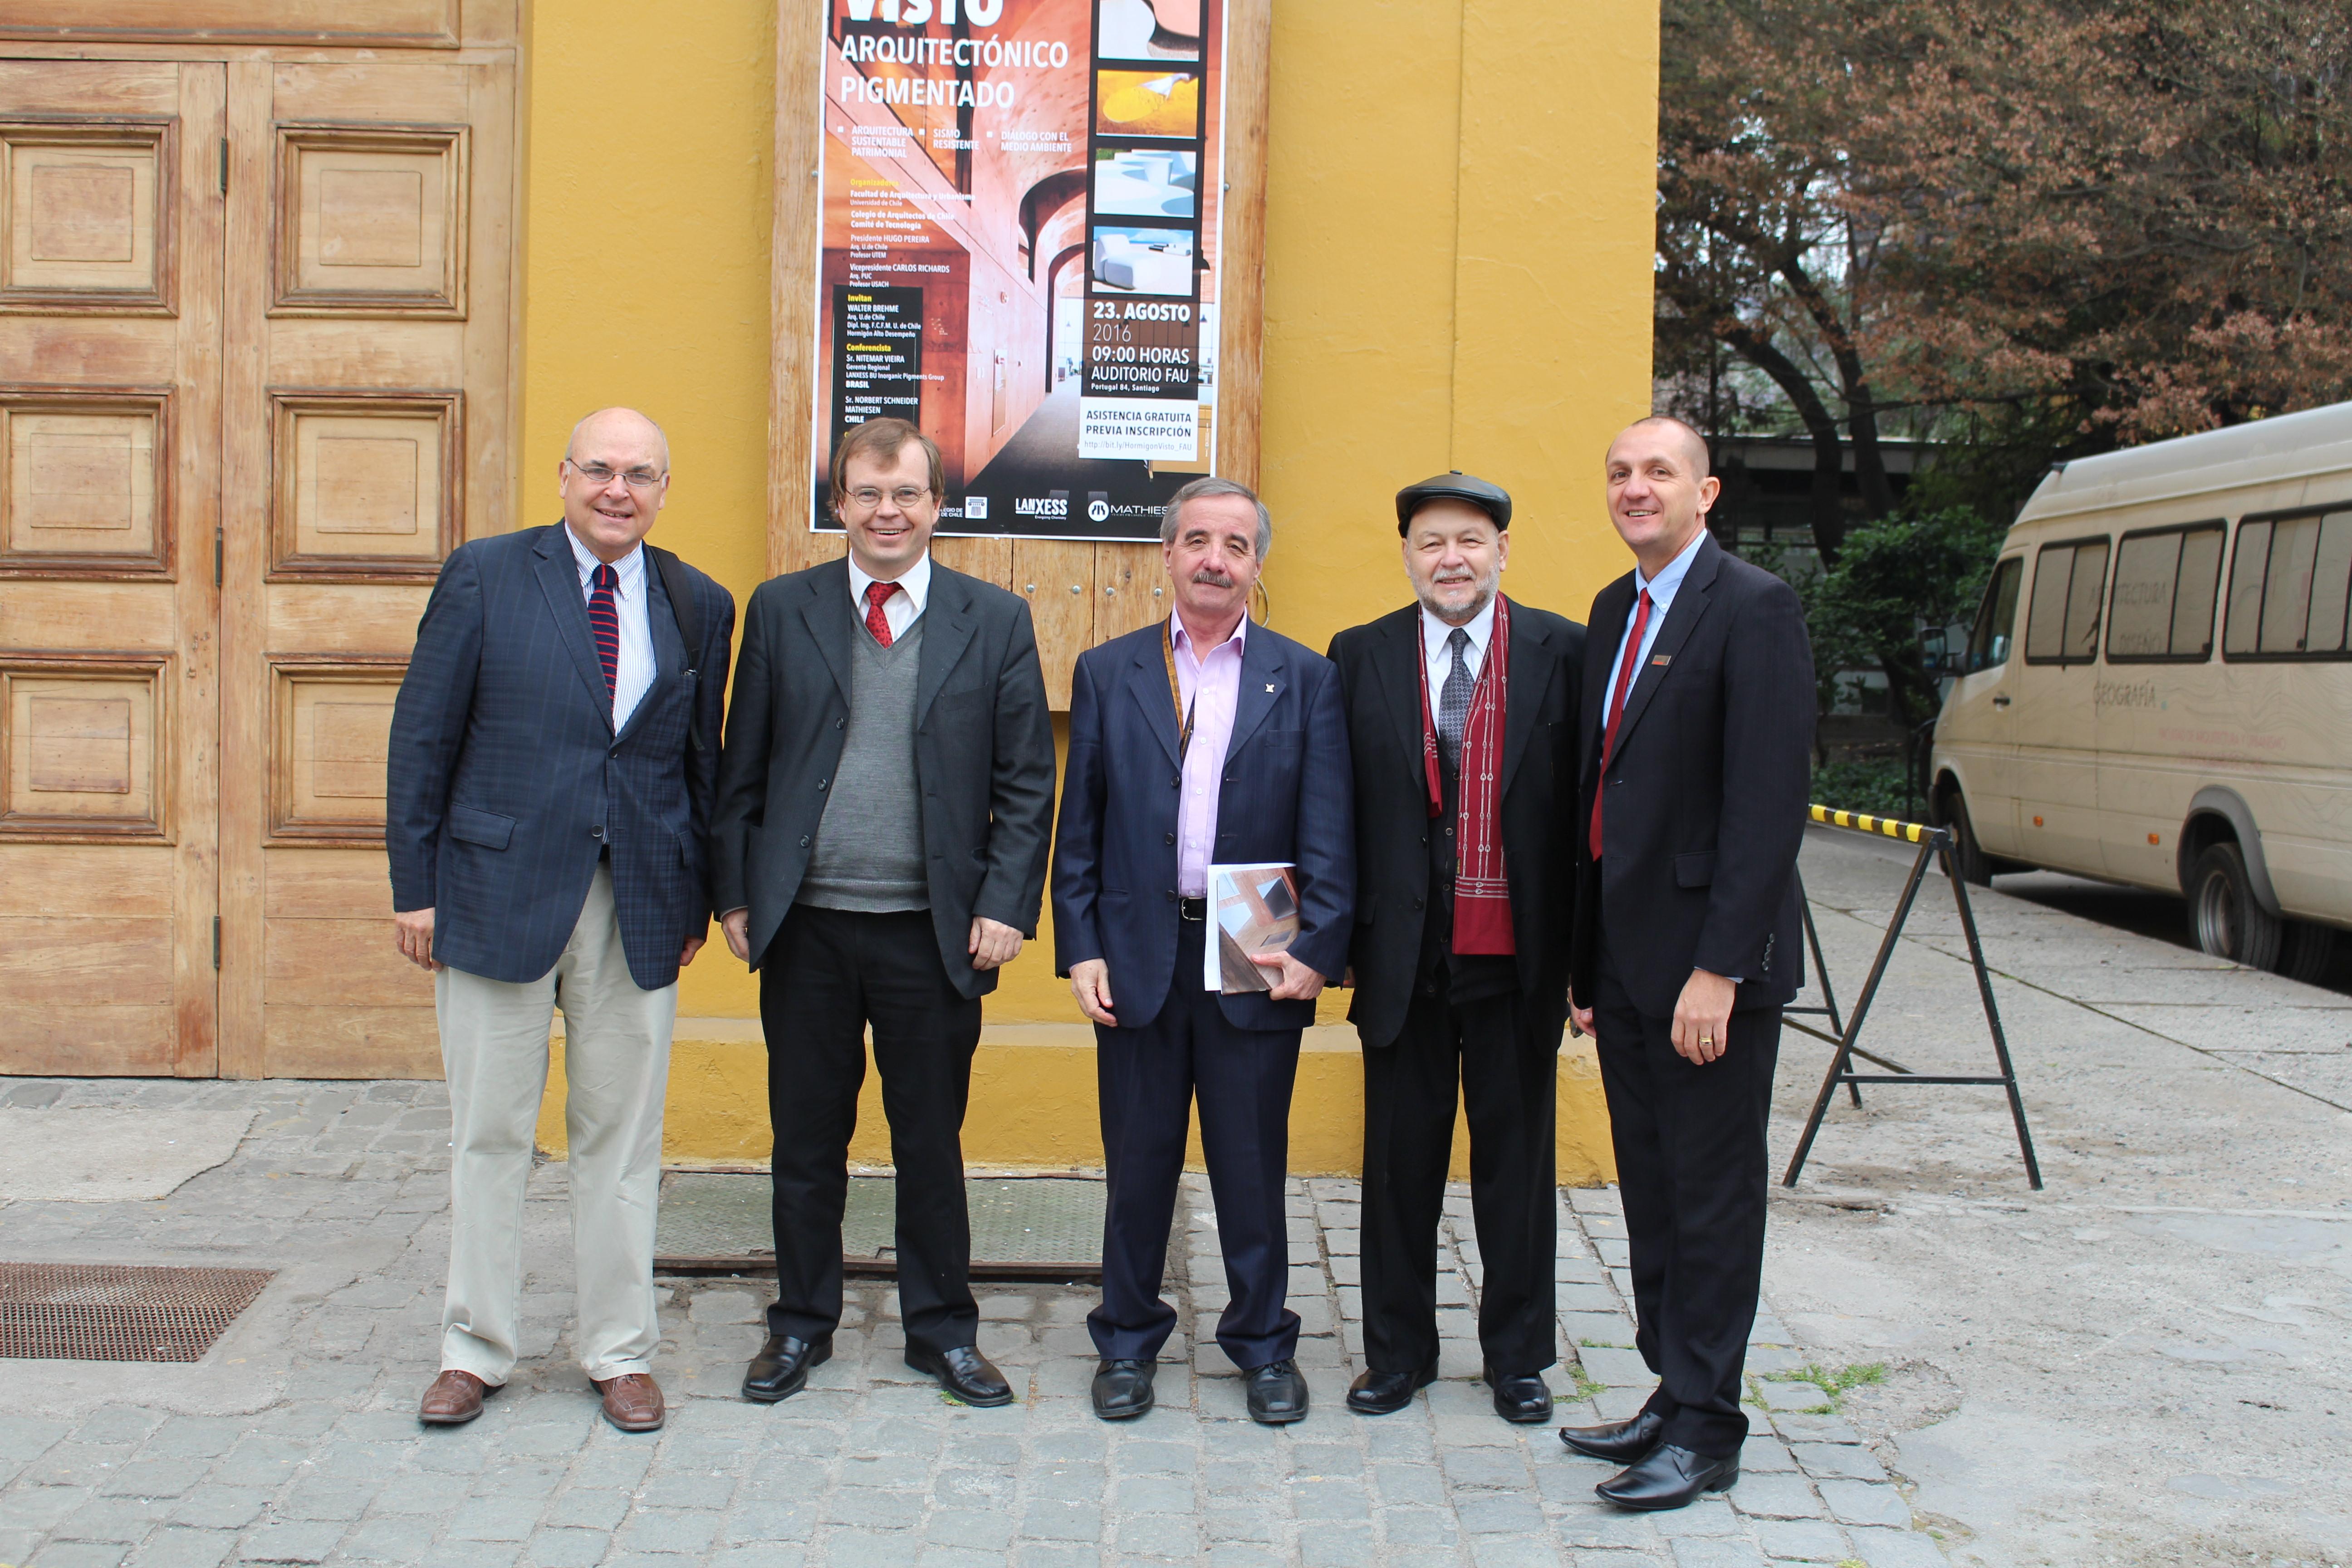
[
  {"xmin": 2188, "ymin": 843, "xmax": 2283, "ymax": 970},
  {"xmin": 2274, "ymin": 921, "xmax": 2337, "ymax": 985},
  {"xmin": 1944, "ymin": 792, "xmax": 1992, "ymax": 886}
]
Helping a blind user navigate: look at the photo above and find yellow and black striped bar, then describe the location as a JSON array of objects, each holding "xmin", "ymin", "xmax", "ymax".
[{"xmin": 1808, "ymin": 803, "xmax": 1937, "ymax": 843}]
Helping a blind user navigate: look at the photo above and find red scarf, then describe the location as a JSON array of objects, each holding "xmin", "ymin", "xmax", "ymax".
[{"xmin": 1417, "ymin": 596, "xmax": 1515, "ymax": 955}]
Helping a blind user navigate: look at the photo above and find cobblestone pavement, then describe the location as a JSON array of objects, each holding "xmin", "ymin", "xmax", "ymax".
[{"xmin": 0, "ymin": 1072, "xmax": 1942, "ymax": 1568}]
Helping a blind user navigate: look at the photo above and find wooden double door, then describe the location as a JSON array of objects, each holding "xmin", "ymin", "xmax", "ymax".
[{"xmin": 0, "ymin": 25, "xmax": 515, "ymax": 1078}]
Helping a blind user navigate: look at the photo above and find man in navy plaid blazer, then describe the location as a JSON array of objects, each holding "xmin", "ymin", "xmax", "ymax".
[{"xmin": 387, "ymin": 408, "xmax": 735, "ymax": 1436}]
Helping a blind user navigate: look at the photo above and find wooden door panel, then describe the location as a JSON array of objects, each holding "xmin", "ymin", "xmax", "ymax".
[
  {"xmin": 0, "ymin": 58, "xmax": 221, "ymax": 1075},
  {"xmin": 218, "ymin": 49, "xmax": 511, "ymax": 1078}
]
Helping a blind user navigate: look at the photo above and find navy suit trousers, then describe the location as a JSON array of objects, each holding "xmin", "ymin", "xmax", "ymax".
[
  {"xmin": 1591, "ymin": 933, "xmax": 1781, "ymax": 1459},
  {"xmin": 1090, "ymin": 918, "xmax": 1302, "ymax": 1370}
]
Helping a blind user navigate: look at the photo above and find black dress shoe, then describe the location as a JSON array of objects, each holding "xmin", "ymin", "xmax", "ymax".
[
  {"xmin": 1244, "ymin": 1359, "xmax": 1309, "ymax": 1425},
  {"xmin": 742, "ymin": 1333, "xmax": 831, "ymax": 1403},
  {"xmin": 906, "ymin": 1343, "xmax": 1014, "ymax": 1407},
  {"xmin": 1345, "ymin": 1363, "xmax": 1436, "ymax": 1415},
  {"xmin": 1091, "ymin": 1358, "xmax": 1156, "ymax": 1421},
  {"xmin": 1485, "ymin": 1367, "xmax": 1553, "ymax": 1424},
  {"xmin": 1594, "ymin": 1443, "xmax": 1739, "ymax": 1510},
  {"xmin": 1559, "ymin": 1406, "xmax": 1665, "ymax": 1463}
]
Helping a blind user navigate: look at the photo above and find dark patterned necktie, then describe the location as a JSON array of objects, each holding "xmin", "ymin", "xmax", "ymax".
[
  {"xmin": 1438, "ymin": 627, "xmax": 1473, "ymax": 770},
  {"xmin": 864, "ymin": 579, "xmax": 899, "ymax": 647},
  {"xmin": 588, "ymin": 563, "xmax": 620, "ymax": 701}
]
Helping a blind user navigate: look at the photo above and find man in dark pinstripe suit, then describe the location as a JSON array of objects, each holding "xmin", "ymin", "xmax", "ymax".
[{"xmin": 387, "ymin": 407, "xmax": 735, "ymax": 1435}]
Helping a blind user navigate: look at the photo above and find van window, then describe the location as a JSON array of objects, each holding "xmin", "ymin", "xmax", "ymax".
[
  {"xmin": 1965, "ymin": 556, "xmax": 2023, "ymax": 671},
  {"xmin": 2224, "ymin": 510, "xmax": 2352, "ymax": 659},
  {"xmin": 2107, "ymin": 522, "xmax": 2223, "ymax": 661},
  {"xmin": 2024, "ymin": 538, "xmax": 2109, "ymax": 664}
]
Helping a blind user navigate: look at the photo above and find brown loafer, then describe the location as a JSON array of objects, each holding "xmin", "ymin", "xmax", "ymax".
[
  {"xmin": 592, "ymin": 1372, "xmax": 665, "ymax": 1432},
  {"xmin": 419, "ymin": 1369, "xmax": 495, "ymax": 1426}
]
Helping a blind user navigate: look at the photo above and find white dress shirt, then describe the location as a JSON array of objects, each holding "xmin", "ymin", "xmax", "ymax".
[
  {"xmin": 564, "ymin": 524, "xmax": 655, "ymax": 731},
  {"xmin": 1420, "ymin": 595, "xmax": 1498, "ymax": 696},
  {"xmin": 849, "ymin": 551, "xmax": 932, "ymax": 643}
]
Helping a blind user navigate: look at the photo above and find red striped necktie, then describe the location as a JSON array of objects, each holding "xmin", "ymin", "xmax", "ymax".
[{"xmin": 588, "ymin": 562, "xmax": 620, "ymax": 702}]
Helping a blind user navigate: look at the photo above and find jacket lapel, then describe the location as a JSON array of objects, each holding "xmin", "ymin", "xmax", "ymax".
[
  {"xmin": 531, "ymin": 523, "xmax": 615, "ymax": 732},
  {"xmin": 795, "ymin": 559, "xmax": 855, "ymax": 706},
  {"xmin": 613, "ymin": 552, "xmax": 682, "ymax": 747},
  {"xmin": 1606, "ymin": 535, "xmax": 1723, "ymax": 763},
  {"xmin": 1224, "ymin": 623, "xmax": 1284, "ymax": 761},
  {"xmin": 1370, "ymin": 608, "xmax": 1426, "ymax": 789},
  {"xmin": 1499, "ymin": 598, "xmax": 1554, "ymax": 791},
  {"xmin": 915, "ymin": 567, "xmax": 979, "ymax": 723},
  {"xmin": 1582, "ymin": 573, "xmax": 1636, "ymax": 788},
  {"xmin": 1126, "ymin": 626, "xmax": 1181, "ymax": 766}
]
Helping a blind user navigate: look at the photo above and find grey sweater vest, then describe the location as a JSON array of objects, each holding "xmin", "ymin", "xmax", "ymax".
[{"xmin": 800, "ymin": 617, "xmax": 929, "ymax": 912}]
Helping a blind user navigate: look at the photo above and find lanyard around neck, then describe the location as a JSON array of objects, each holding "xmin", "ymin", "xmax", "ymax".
[{"xmin": 1162, "ymin": 621, "xmax": 1199, "ymax": 762}]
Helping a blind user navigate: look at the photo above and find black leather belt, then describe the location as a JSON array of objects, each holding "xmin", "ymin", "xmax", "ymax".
[{"xmin": 1178, "ymin": 896, "xmax": 1206, "ymax": 921}]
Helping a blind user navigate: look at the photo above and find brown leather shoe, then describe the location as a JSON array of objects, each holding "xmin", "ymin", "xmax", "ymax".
[
  {"xmin": 593, "ymin": 1372, "xmax": 666, "ymax": 1432},
  {"xmin": 418, "ymin": 1369, "xmax": 495, "ymax": 1426}
]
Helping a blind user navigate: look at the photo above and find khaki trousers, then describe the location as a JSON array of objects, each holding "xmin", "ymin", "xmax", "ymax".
[{"xmin": 435, "ymin": 865, "xmax": 676, "ymax": 1383}]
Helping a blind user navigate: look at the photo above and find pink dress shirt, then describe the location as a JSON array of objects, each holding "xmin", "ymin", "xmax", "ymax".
[{"xmin": 1171, "ymin": 613, "xmax": 1247, "ymax": 897}]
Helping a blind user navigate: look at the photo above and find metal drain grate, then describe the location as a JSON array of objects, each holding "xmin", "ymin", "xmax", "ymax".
[{"xmin": 0, "ymin": 1264, "xmax": 274, "ymax": 1362}]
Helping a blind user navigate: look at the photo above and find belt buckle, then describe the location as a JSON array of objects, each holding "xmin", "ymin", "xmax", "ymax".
[{"xmin": 1178, "ymin": 896, "xmax": 1206, "ymax": 921}]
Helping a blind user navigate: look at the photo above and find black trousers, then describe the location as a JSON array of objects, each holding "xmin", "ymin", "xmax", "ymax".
[
  {"xmin": 1090, "ymin": 917, "xmax": 1302, "ymax": 1370},
  {"xmin": 1591, "ymin": 936, "xmax": 1780, "ymax": 1459},
  {"xmin": 760, "ymin": 903, "xmax": 982, "ymax": 1356},
  {"xmin": 1360, "ymin": 987, "xmax": 1559, "ymax": 1375}
]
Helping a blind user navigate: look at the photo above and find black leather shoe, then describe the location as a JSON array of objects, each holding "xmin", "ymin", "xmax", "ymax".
[
  {"xmin": 742, "ymin": 1333, "xmax": 831, "ymax": 1403},
  {"xmin": 906, "ymin": 1343, "xmax": 1015, "ymax": 1407},
  {"xmin": 1345, "ymin": 1363, "xmax": 1436, "ymax": 1415},
  {"xmin": 1244, "ymin": 1359, "xmax": 1309, "ymax": 1425},
  {"xmin": 1485, "ymin": 1367, "xmax": 1554, "ymax": 1424},
  {"xmin": 1594, "ymin": 1443, "xmax": 1739, "ymax": 1510},
  {"xmin": 1559, "ymin": 1407, "xmax": 1665, "ymax": 1463},
  {"xmin": 1091, "ymin": 1358, "xmax": 1156, "ymax": 1421}
]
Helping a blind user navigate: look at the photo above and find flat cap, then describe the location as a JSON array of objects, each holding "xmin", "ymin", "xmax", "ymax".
[{"xmin": 1395, "ymin": 470, "xmax": 1511, "ymax": 534}]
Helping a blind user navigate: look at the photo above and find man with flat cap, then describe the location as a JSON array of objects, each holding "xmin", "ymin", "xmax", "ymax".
[{"xmin": 1325, "ymin": 472, "xmax": 1584, "ymax": 1423}]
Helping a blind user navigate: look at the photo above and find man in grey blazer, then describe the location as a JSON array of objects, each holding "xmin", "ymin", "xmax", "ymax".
[
  {"xmin": 388, "ymin": 407, "xmax": 735, "ymax": 1435},
  {"xmin": 711, "ymin": 416, "xmax": 1056, "ymax": 1407}
]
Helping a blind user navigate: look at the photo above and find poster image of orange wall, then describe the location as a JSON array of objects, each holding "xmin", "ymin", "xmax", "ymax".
[{"xmin": 1095, "ymin": 69, "xmax": 1200, "ymax": 138}]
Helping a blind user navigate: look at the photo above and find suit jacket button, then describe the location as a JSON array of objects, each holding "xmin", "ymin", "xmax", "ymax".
[
  {"xmin": 1164, "ymin": 833, "xmax": 1175, "ymax": 845},
  {"xmin": 591, "ymin": 826, "xmax": 604, "ymax": 838},
  {"xmin": 836, "ymin": 718, "xmax": 845, "ymax": 729},
  {"xmin": 818, "ymin": 778, "xmax": 828, "ymax": 790},
  {"xmin": 1412, "ymin": 896, "xmax": 1424, "ymax": 909},
  {"xmin": 798, "ymin": 835, "xmax": 810, "ymax": 848}
]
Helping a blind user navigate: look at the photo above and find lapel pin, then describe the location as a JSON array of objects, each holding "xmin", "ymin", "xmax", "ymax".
[
  {"xmin": 1265, "ymin": 683, "xmax": 1276, "ymax": 692},
  {"xmin": 1651, "ymin": 655, "xmax": 1672, "ymax": 667}
]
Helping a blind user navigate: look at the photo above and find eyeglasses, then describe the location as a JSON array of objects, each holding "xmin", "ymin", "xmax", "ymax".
[
  {"xmin": 566, "ymin": 459, "xmax": 667, "ymax": 490},
  {"xmin": 844, "ymin": 486, "xmax": 935, "ymax": 511}
]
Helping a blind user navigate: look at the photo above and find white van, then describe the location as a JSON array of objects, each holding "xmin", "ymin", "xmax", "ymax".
[{"xmin": 1929, "ymin": 400, "xmax": 2352, "ymax": 982}]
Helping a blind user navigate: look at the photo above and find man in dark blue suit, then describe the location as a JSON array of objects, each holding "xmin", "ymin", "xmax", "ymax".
[
  {"xmin": 387, "ymin": 408, "xmax": 735, "ymax": 1435},
  {"xmin": 1053, "ymin": 476, "xmax": 1354, "ymax": 1426}
]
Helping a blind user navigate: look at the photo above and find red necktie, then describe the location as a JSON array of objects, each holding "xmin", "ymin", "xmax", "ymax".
[
  {"xmin": 864, "ymin": 579, "xmax": 898, "ymax": 647},
  {"xmin": 587, "ymin": 562, "xmax": 620, "ymax": 702},
  {"xmin": 1588, "ymin": 588, "xmax": 1653, "ymax": 860}
]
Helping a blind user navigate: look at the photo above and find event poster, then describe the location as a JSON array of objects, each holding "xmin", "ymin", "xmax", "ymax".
[{"xmin": 813, "ymin": 0, "xmax": 1227, "ymax": 542}]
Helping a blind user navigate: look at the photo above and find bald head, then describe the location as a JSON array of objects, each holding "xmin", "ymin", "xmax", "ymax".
[
  {"xmin": 558, "ymin": 407, "xmax": 672, "ymax": 564},
  {"xmin": 1604, "ymin": 415, "xmax": 1721, "ymax": 574},
  {"xmin": 567, "ymin": 406, "xmax": 670, "ymax": 471},
  {"xmin": 1621, "ymin": 415, "xmax": 1710, "ymax": 479}
]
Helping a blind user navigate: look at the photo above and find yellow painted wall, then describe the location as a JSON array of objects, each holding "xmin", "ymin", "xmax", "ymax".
[{"xmin": 520, "ymin": 0, "xmax": 1658, "ymax": 1178}]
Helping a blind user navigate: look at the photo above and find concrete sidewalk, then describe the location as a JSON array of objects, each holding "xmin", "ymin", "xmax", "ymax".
[{"xmin": 0, "ymin": 824, "xmax": 2344, "ymax": 1566}]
